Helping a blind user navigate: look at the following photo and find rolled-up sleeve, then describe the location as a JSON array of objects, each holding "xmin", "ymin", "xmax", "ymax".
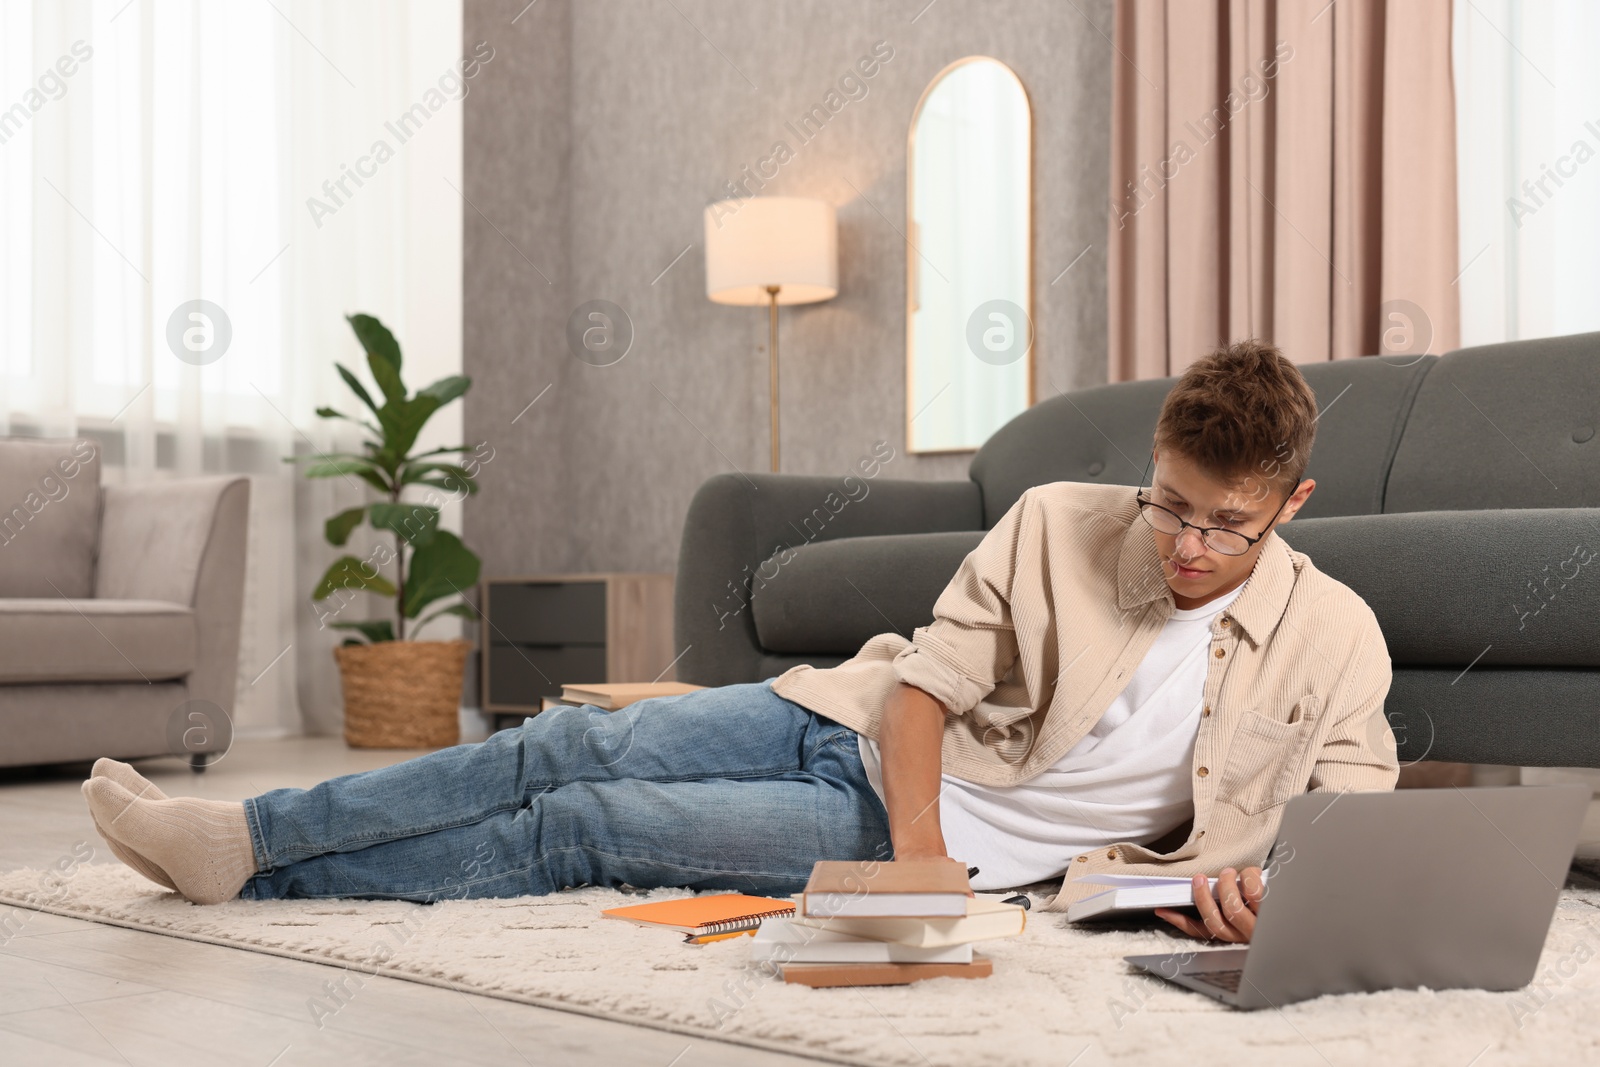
[{"xmin": 891, "ymin": 490, "xmax": 1029, "ymax": 716}]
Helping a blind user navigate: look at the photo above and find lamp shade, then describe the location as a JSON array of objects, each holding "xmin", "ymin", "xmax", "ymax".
[{"xmin": 703, "ymin": 197, "xmax": 838, "ymax": 306}]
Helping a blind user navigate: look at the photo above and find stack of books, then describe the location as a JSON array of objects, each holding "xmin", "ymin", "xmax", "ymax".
[{"xmin": 757, "ymin": 860, "xmax": 1028, "ymax": 987}]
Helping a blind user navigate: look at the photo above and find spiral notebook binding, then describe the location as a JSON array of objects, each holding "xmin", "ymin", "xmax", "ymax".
[{"xmin": 694, "ymin": 904, "xmax": 796, "ymax": 936}]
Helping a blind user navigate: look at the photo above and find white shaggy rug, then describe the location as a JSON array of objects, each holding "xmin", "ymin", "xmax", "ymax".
[{"xmin": 4, "ymin": 864, "xmax": 1600, "ymax": 1067}]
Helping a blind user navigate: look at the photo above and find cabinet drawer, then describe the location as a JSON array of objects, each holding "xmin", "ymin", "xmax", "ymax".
[
  {"xmin": 487, "ymin": 582, "xmax": 607, "ymax": 645},
  {"xmin": 486, "ymin": 643, "xmax": 609, "ymax": 707}
]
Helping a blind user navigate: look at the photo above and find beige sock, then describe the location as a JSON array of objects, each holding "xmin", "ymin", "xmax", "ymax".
[
  {"xmin": 88, "ymin": 759, "xmax": 176, "ymax": 891},
  {"xmin": 82, "ymin": 777, "xmax": 259, "ymax": 905}
]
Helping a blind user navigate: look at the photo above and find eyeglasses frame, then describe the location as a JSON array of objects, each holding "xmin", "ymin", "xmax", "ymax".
[{"xmin": 1135, "ymin": 476, "xmax": 1305, "ymax": 556}]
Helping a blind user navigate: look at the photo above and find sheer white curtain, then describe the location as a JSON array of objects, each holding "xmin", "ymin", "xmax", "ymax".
[
  {"xmin": 1, "ymin": 0, "xmax": 465, "ymax": 738},
  {"xmin": 1454, "ymin": 0, "xmax": 1600, "ymax": 791},
  {"xmin": 1454, "ymin": 0, "xmax": 1600, "ymax": 345}
]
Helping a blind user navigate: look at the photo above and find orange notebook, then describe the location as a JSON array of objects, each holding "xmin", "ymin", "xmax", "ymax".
[{"xmin": 601, "ymin": 894, "xmax": 795, "ymax": 937}]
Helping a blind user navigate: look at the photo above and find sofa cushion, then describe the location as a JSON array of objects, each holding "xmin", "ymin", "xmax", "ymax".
[
  {"xmin": 0, "ymin": 682, "xmax": 193, "ymax": 768},
  {"xmin": 752, "ymin": 531, "xmax": 985, "ymax": 655},
  {"xmin": 1385, "ymin": 331, "xmax": 1600, "ymax": 512},
  {"xmin": 0, "ymin": 599, "xmax": 196, "ymax": 683},
  {"xmin": 0, "ymin": 438, "xmax": 102, "ymax": 598},
  {"xmin": 1384, "ymin": 667, "xmax": 1600, "ymax": 766},
  {"xmin": 756, "ymin": 506, "xmax": 1600, "ymax": 668},
  {"xmin": 968, "ymin": 377, "xmax": 1173, "ymax": 528},
  {"xmin": 967, "ymin": 356, "xmax": 1434, "ymax": 529},
  {"xmin": 1292, "ymin": 355, "xmax": 1436, "ymax": 518},
  {"xmin": 1276, "ymin": 508, "xmax": 1600, "ymax": 667}
]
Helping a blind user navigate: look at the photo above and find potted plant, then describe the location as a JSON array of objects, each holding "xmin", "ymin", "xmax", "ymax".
[{"xmin": 292, "ymin": 313, "xmax": 482, "ymax": 748}]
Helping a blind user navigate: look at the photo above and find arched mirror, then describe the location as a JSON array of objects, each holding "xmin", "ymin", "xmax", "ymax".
[{"xmin": 906, "ymin": 57, "xmax": 1033, "ymax": 454}]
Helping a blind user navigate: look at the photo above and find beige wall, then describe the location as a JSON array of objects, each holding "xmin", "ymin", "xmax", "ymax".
[{"xmin": 462, "ymin": 0, "xmax": 1113, "ymax": 579}]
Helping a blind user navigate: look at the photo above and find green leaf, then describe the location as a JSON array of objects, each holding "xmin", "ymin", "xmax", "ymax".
[
  {"xmin": 298, "ymin": 457, "xmax": 393, "ymax": 493},
  {"xmin": 369, "ymin": 353, "xmax": 405, "ymax": 406},
  {"xmin": 370, "ymin": 502, "xmax": 440, "ymax": 547},
  {"xmin": 417, "ymin": 375, "xmax": 470, "ymax": 407},
  {"xmin": 378, "ymin": 396, "xmax": 438, "ymax": 460},
  {"xmin": 410, "ymin": 475, "xmax": 481, "ymax": 496},
  {"xmin": 305, "ymin": 458, "xmax": 382, "ymax": 480},
  {"xmin": 330, "ymin": 619, "xmax": 396, "ymax": 643},
  {"xmin": 334, "ymin": 362, "xmax": 380, "ymax": 417},
  {"xmin": 415, "ymin": 602, "xmax": 478, "ymax": 632},
  {"xmin": 402, "ymin": 530, "xmax": 481, "ymax": 618},
  {"xmin": 346, "ymin": 314, "xmax": 405, "ymax": 404},
  {"xmin": 401, "ymin": 463, "xmax": 477, "ymax": 493},
  {"xmin": 356, "ymin": 467, "xmax": 394, "ymax": 494},
  {"xmin": 313, "ymin": 557, "xmax": 397, "ymax": 600},
  {"xmin": 409, "ymin": 444, "xmax": 477, "ymax": 460},
  {"xmin": 325, "ymin": 506, "xmax": 367, "ymax": 547},
  {"xmin": 316, "ymin": 406, "xmax": 382, "ymax": 437},
  {"xmin": 347, "ymin": 313, "xmax": 401, "ymax": 375}
]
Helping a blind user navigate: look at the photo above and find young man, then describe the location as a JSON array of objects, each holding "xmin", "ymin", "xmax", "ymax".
[{"xmin": 83, "ymin": 340, "xmax": 1395, "ymax": 944}]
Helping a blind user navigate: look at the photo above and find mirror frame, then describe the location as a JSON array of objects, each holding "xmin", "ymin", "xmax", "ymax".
[{"xmin": 905, "ymin": 55, "xmax": 1036, "ymax": 456}]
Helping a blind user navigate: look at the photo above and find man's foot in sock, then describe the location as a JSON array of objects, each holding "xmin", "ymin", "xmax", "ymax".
[
  {"xmin": 82, "ymin": 777, "xmax": 260, "ymax": 905},
  {"xmin": 87, "ymin": 759, "xmax": 177, "ymax": 890}
]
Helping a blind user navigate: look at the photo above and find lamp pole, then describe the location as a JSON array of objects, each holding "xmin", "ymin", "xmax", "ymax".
[{"xmin": 767, "ymin": 284, "xmax": 780, "ymax": 472}]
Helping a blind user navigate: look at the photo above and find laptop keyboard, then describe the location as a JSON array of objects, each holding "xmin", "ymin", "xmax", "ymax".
[{"xmin": 1190, "ymin": 968, "xmax": 1244, "ymax": 994}]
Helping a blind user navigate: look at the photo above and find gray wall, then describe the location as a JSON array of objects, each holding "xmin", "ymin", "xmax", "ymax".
[{"xmin": 463, "ymin": 0, "xmax": 1112, "ymax": 579}]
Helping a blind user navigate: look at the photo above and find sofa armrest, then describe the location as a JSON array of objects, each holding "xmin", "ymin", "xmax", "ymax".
[
  {"xmin": 673, "ymin": 472, "xmax": 984, "ymax": 686},
  {"xmin": 96, "ymin": 477, "xmax": 251, "ymax": 713}
]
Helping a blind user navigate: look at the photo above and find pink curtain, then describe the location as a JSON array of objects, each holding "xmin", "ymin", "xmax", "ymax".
[{"xmin": 1108, "ymin": 0, "xmax": 1459, "ymax": 380}]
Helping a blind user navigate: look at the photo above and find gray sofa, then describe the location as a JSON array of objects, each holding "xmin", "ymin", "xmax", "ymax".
[
  {"xmin": 0, "ymin": 438, "xmax": 250, "ymax": 770},
  {"xmin": 675, "ymin": 332, "xmax": 1600, "ymax": 769}
]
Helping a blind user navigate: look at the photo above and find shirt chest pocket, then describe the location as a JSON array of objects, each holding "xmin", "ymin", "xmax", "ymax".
[{"xmin": 1216, "ymin": 695, "xmax": 1321, "ymax": 816}]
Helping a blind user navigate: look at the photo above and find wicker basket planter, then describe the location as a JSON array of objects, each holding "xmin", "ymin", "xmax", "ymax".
[{"xmin": 334, "ymin": 639, "xmax": 471, "ymax": 748}]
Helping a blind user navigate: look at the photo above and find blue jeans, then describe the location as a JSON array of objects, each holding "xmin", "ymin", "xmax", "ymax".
[{"xmin": 239, "ymin": 681, "xmax": 892, "ymax": 902}]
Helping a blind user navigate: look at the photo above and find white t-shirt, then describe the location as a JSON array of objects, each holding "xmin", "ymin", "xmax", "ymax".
[{"xmin": 858, "ymin": 580, "xmax": 1247, "ymax": 891}]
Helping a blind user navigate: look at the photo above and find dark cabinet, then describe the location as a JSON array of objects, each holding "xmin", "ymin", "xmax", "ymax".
[{"xmin": 480, "ymin": 573, "xmax": 675, "ymax": 729}]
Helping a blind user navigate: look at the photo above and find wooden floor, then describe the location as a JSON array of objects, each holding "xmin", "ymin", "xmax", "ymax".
[{"xmin": 0, "ymin": 737, "xmax": 820, "ymax": 1067}]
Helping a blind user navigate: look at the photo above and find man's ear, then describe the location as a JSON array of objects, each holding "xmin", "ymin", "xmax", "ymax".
[{"xmin": 1279, "ymin": 478, "xmax": 1316, "ymax": 523}]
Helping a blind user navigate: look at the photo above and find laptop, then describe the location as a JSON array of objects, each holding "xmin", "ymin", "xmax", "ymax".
[{"xmin": 1124, "ymin": 784, "xmax": 1591, "ymax": 1010}]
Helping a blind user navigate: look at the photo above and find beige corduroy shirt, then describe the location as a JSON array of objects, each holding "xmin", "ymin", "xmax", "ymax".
[{"xmin": 770, "ymin": 480, "xmax": 1398, "ymax": 910}]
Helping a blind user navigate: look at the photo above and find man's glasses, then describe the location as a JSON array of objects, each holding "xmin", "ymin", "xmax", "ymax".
[{"xmin": 1135, "ymin": 479, "xmax": 1303, "ymax": 557}]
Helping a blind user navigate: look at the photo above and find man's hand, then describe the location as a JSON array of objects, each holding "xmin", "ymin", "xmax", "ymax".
[
  {"xmin": 1153, "ymin": 867, "xmax": 1265, "ymax": 943},
  {"xmin": 890, "ymin": 850, "xmax": 975, "ymax": 896}
]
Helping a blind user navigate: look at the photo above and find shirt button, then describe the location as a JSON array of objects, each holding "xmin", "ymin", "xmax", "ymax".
[
  {"xmin": 1075, "ymin": 854, "xmax": 1088, "ymax": 863},
  {"xmin": 1197, "ymin": 830, "xmax": 1207, "ymax": 838},
  {"xmin": 1214, "ymin": 648, "xmax": 1226, "ymax": 658},
  {"xmin": 1197, "ymin": 766, "xmax": 1210, "ymax": 777},
  {"xmin": 1221, "ymin": 617, "xmax": 1231, "ymax": 627},
  {"xmin": 1202, "ymin": 706, "xmax": 1212, "ymax": 717},
  {"xmin": 1107, "ymin": 849, "xmax": 1119, "ymax": 860}
]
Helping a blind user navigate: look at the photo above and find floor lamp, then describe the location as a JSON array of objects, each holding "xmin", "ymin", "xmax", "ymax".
[{"xmin": 703, "ymin": 197, "xmax": 838, "ymax": 473}]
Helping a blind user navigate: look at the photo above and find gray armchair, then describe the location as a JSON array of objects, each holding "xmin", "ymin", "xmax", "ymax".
[{"xmin": 0, "ymin": 437, "xmax": 249, "ymax": 770}]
